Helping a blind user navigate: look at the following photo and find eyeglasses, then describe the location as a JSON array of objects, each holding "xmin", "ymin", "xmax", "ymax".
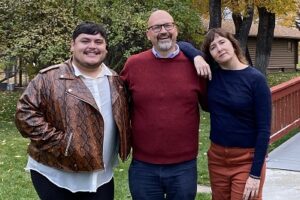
[{"xmin": 147, "ymin": 22, "xmax": 175, "ymax": 33}]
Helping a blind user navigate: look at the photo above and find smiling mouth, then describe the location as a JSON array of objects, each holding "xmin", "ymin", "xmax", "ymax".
[
  {"xmin": 158, "ymin": 36, "xmax": 172, "ymax": 42},
  {"xmin": 157, "ymin": 32, "xmax": 171, "ymax": 40},
  {"xmin": 84, "ymin": 52, "xmax": 100, "ymax": 56}
]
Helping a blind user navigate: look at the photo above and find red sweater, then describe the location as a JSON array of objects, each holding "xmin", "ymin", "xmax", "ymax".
[{"xmin": 120, "ymin": 50, "xmax": 207, "ymax": 164}]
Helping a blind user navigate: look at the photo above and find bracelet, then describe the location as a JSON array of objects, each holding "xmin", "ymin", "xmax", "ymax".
[{"xmin": 249, "ymin": 174, "xmax": 261, "ymax": 180}]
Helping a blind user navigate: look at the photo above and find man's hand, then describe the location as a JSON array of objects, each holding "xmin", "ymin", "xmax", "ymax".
[
  {"xmin": 242, "ymin": 176, "xmax": 260, "ymax": 200},
  {"xmin": 194, "ymin": 56, "xmax": 212, "ymax": 80}
]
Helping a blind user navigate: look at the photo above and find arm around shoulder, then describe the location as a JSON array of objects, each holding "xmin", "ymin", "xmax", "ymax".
[
  {"xmin": 177, "ymin": 41, "xmax": 204, "ymax": 60},
  {"xmin": 178, "ymin": 41, "xmax": 212, "ymax": 79}
]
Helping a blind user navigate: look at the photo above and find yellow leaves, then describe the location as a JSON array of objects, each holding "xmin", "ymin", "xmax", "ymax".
[
  {"xmin": 254, "ymin": 0, "xmax": 297, "ymax": 14},
  {"xmin": 202, "ymin": 0, "xmax": 298, "ymax": 22},
  {"xmin": 277, "ymin": 13, "xmax": 299, "ymax": 27},
  {"xmin": 229, "ymin": 0, "xmax": 298, "ymax": 15},
  {"xmin": 191, "ymin": 0, "xmax": 209, "ymax": 14},
  {"xmin": 230, "ymin": 0, "xmax": 251, "ymax": 14}
]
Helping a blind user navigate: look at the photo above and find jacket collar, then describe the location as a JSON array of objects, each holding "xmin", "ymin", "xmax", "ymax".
[{"xmin": 59, "ymin": 58, "xmax": 120, "ymax": 110}]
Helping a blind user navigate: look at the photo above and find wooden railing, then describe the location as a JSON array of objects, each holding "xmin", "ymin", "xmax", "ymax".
[{"xmin": 270, "ymin": 77, "xmax": 300, "ymax": 143}]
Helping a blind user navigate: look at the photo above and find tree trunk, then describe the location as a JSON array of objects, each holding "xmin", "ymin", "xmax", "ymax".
[
  {"xmin": 245, "ymin": 48, "xmax": 253, "ymax": 66},
  {"xmin": 232, "ymin": 4, "xmax": 254, "ymax": 66},
  {"xmin": 209, "ymin": 0, "xmax": 222, "ymax": 29},
  {"xmin": 19, "ymin": 57, "xmax": 23, "ymax": 87},
  {"xmin": 255, "ymin": 7, "xmax": 275, "ymax": 76},
  {"xmin": 232, "ymin": 5, "xmax": 254, "ymax": 53}
]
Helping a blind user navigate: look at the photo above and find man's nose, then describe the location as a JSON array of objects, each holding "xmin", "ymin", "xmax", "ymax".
[
  {"xmin": 160, "ymin": 25, "xmax": 168, "ymax": 33},
  {"xmin": 88, "ymin": 41, "xmax": 97, "ymax": 48}
]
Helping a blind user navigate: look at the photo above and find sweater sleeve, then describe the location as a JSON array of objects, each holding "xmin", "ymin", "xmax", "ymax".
[
  {"xmin": 177, "ymin": 41, "xmax": 204, "ymax": 61},
  {"xmin": 120, "ymin": 59, "xmax": 130, "ymax": 86},
  {"xmin": 120, "ymin": 57, "xmax": 133, "ymax": 112},
  {"xmin": 250, "ymin": 74, "xmax": 272, "ymax": 177},
  {"xmin": 198, "ymin": 77, "xmax": 209, "ymax": 112}
]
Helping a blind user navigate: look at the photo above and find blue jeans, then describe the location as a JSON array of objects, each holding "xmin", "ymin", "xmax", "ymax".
[{"xmin": 129, "ymin": 159, "xmax": 197, "ymax": 200}]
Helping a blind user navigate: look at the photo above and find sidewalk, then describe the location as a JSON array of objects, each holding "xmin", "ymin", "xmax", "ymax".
[
  {"xmin": 263, "ymin": 168, "xmax": 300, "ymax": 200},
  {"xmin": 197, "ymin": 184, "xmax": 211, "ymax": 193},
  {"xmin": 263, "ymin": 132, "xmax": 300, "ymax": 200}
]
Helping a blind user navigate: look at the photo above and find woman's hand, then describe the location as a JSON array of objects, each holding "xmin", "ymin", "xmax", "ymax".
[
  {"xmin": 193, "ymin": 56, "xmax": 212, "ymax": 80},
  {"xmin": 243, "ymin": 176, "xmax": 260, "ymax": 200}
]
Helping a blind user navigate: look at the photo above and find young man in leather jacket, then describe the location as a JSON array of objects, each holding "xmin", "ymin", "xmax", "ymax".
[{"xmin": 15, "ymin": 21, "xmax": 131, "ymax": 200}]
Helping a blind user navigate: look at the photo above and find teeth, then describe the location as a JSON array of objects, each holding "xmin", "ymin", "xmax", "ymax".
[{"xmin": 86, "ymin": 52, "xmax": 98, "ymax": 55}]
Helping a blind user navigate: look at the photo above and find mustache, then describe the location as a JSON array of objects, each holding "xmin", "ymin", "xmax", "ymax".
[
  {"xmin": 157, "ymin": 32, "xmax": 171, "ymax": 39},
  {"xmin": 83, "ymin": 49, "xmax": 101, "ymax": 54}
]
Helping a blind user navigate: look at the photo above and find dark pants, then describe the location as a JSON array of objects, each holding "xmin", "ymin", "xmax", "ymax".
[
  {"xmin": 30, "ymin": 170, "xmax": 114, "ymax": 200},
  {"xmin": 129, "ymin": 159, "xmax": 197, "ymax": 200}
]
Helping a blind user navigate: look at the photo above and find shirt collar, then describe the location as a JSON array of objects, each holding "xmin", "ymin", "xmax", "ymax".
[
  {"xmin": 72, "ymin": 63, "xmax": 112, "ymax": 79},
  {"xmin": 152, "ymin": 44, "xmax": 180, "ymax": 58}
]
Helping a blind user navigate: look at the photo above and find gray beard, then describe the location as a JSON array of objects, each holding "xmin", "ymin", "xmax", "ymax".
[{"xmin": 158, "ymin": 40, "xmax": 172, "ymax": 51}]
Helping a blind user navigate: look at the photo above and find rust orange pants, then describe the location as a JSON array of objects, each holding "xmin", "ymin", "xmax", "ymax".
[{"xmin": 207, "ymin": 142, "xmax": 266, "ymax": 200}]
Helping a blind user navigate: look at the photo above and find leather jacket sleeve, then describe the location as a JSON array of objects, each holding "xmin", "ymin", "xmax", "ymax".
[{"xmin": 15, "ymin": 73, "xmax": 65, "ymax": 152}]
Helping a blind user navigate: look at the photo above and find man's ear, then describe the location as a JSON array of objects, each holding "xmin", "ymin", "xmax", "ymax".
[
  {"xmin": 146, "ymin": 31, "xmax": 151, "ymax": 41},
  {"xmin": 70, "ymin": 40, "xmax": 74, "ymax": 52}
]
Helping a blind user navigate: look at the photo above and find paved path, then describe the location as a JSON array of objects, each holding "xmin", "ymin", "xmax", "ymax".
[
  {"xmin": 267, "ymin": 133, "xmax": 300, "ymax": 171},
  {"xmin": 263, "ymin": 169, "xmax": 300, "ymax": 200},
  {"xmin": 197, "ymin": 184, "xmax": 211, "ymax": 193},
  {"xmin": 263, "ymin": 132, "xmax": 300, "ymax": 200}
]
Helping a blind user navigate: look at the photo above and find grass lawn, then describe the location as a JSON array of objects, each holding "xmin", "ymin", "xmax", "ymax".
[
  {"xmin": 0, "ymin": 71, "xmax": 299, "ymax": 200},
  {"xmin": 0, "ymin": 91, "xmax": 36, "ymax": 199},
  {"xmin": 0, "ymin": 122, "xmax": 36, "ymax": 199},
  {"xmin": 267, "ymin": 71, "xmax": 300, "ymax": 87}
]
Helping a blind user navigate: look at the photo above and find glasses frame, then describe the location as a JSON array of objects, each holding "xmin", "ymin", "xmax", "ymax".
[{"xmin": 147, "ymin": 22, "xmax": 176, "ymax": 33}]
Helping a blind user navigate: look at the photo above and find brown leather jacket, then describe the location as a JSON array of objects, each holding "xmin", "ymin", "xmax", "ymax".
[{"xmin": 15, "ymin": 59, "xmax": 131, "ymax": 172}]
